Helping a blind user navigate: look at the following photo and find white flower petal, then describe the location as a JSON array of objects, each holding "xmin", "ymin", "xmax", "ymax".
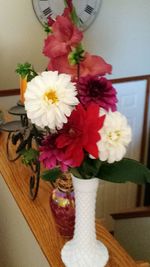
[
  {"xmin": 98, "ymin": 110, "xmax": 132, "ymax": 163},
  {"xmin": 24, "ymin": 71, "xmax": 78, "ymax": 131}
]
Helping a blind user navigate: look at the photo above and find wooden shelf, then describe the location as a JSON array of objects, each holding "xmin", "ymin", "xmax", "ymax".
[{"xmin": 0, "ymin": 131, "xmax": 144, "ymax": 267}]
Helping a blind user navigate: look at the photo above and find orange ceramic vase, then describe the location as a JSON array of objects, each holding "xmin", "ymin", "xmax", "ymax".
[{"xmin": 20, "ymin": 76, "xmax": 27, "ymax": 105}]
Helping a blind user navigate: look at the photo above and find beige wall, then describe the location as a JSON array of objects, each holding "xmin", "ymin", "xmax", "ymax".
[
  {"xmin": 0, "ymin": 175, "xmax": 50, "ymax": 267},
  {"xmin": 0, "ymin": 0, "xmax": 47, "ymax": 89},
  {"xmin": 114, "ymin": 216, "xmax": 150, "ymax": 262},
  {"xmin": 0, "ymin": 0, "xmax": 150, "ymax": 89}
]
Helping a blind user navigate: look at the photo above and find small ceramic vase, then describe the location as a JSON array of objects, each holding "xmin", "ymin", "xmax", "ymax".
[{"xmin": 20, "ymin": 76, "xmax": 27, "ymax": 104}]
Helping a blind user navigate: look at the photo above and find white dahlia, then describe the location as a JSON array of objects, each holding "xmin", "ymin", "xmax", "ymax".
[
  {"xmin": 98, "ymin": 111, "xmax": 132, "ymax": 163},
  {"xmin": 24, "ymin": 71, "xmax": 79, "ymax": 131}
]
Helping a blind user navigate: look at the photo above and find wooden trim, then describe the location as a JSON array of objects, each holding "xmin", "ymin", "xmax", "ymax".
[
  {"xmin": 111, "ymin": 75, "xmax": 150, "ymax": 207},
  {"xmin": 0, "ymin": 89, "xmax": 19, "ymax": 97},
  {"xmin": 111, "ymin": 74, "xmax": 150, "ymax": 84},
  {"xmin": 111, "ymin": 206, "xmax": 150, "ymax": 220},
  {"xmin": 140, "ymin": 77, "xmax": 150, "ymax": 164},
  {"xmin": 0, "ymin": 75, "xmax": 150, "ymax": 97}
]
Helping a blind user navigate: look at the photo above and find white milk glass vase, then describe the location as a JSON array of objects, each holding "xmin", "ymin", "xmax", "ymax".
[{"xmin": 61, "ymin": 175, "xmax": 109, "ymax": 267}]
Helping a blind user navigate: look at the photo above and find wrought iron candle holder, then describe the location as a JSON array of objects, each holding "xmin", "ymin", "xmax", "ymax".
[{"xmin": 0, "ymin": 101, "xmax": 43, "ymax": 200}]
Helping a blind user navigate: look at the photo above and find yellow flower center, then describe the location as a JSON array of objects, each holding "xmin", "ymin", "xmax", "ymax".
[
  {"xmin": 108, "ymin": 130, "xmax": 121, "ymax": 141},
  {"xmin": 44, "ymin": 90, "xmax": 58, "ymax": 104}
]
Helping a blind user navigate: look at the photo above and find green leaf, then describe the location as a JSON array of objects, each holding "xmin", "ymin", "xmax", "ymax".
[
  {"xmin": 44, "ymin": 22, "xmax": 52, "ymax": 34},
  {"xmin": 71, "ymin": 7, "xmax": 80, "ymax": 26},
  {"xmin": 15, "ymin": 62, "xmax": 37, "ymax": 80},
  {"xmin": 64, "ymin": 0, "xmax": 80, "ymax": 27},
  {"xmin": 97, "ymin": 158, "xmax": 150, "ymax": 184},
  {"xmin": 70, "ymin": 168, "xmax": 82, "ymax": 179},
  {"xmin": 68, "ymin": 44, "xmax": 85, "ymax": 65},
  {"xmin": 41, "ymin": 168, "xmax": 62, "ymax": 182},
  {"xmin": 20, "ymin": 148, "xmax": 39, "ymax": 166},
  {"xmin": 73, "ymin": 158, "xmax": 102, "ymax": 179}
]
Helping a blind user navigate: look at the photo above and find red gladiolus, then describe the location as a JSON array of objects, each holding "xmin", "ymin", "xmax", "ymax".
[
  {"xmin": 80, "ymin": 53, "xmax": 112, "ymax": 77},
  {"xmin": 43, "ymin": 15, "xmax": 83, "ymax": 58},
  {"xmin": 48, "ymin": 52, "xmax": 112, "ymax": 81},
  {"xmin": 48, "ymin": 55, "xmax": 78, "ymax": 80},
  {"xmin": 56, "ymin": 103, "xmax": 105, "ymax": 167},
  {"xmin": 65, "ymin": 0, "xmax": 73, "ymax": 11},
  {"xmin": 47, "ymin": 16, "xmax": 55, "ymax": 27}
]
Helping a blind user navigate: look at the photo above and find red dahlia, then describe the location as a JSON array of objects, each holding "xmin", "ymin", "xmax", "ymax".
[{"xmin": 56, "ymin": 103, "xmax": 105, "ymax": 167}]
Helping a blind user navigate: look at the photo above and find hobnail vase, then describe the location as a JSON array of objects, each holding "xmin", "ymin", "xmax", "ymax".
[{"xmin": 61, "ymin": 175, "xmax": 109, "ymax": 267}]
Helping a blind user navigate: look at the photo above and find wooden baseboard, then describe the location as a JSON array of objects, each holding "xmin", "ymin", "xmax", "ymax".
[
  {"xmin": 111, "ymin": 206, "xmax": 150, "ymax": 220},
  {"xmin": 0, "ymin": 89, "xmax": 19, "ymax": 97}
]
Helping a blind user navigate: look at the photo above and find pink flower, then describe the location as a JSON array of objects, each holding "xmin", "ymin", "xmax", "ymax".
[
  {"xmin": 80, "ymin": 53, "xmax": 112, "ymax": 77},
  {"xmin": 48, "ymin": 55, "xmax": 78, "ymax": 80},
  {"xmin": 39, "ymin": 135, "xmax": 72, "ymax": 172},
  {"xmin": 56, "ymin": 103, "xmax": 105, "ymax": 167},
  {"xmin": 77, "ymin": 75, "xmax": 118, "ymax": 111},
  {"xmin": 48, "ymin": 52, "xmax": 112, "ymax": 81},
  {"xmin": 43, "ymin": 15, "xmax": 83, "ymax": 58},
  {"xmin": 47, "ymin": 16, "xmax": 55, "ymax": 27},
  {"xmin": 65, "ymin": 0, "xmax": 73, "ymax": 11}
]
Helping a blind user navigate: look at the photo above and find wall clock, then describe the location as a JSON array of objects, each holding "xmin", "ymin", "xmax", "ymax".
[{"xmin": 32, "ymin": 0, "xmax": 102, "ymax": 31}]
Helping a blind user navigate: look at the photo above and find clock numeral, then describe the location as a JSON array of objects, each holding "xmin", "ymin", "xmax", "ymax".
[
  {"xmin": 79, "ymin": 18, "xmax": 84, "ymax": 24},
  {"xmin": 43, "ymin": 7, "xmax": 52, "ymax": 17},
  {"xmin": 84, "ymin": 5, "xmax": 94, "ymax": 15}
]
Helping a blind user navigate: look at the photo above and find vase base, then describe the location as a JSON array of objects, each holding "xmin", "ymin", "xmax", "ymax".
[{"xmin": 61, "ymin": 240, "xmax": 109, "ymax": 267}]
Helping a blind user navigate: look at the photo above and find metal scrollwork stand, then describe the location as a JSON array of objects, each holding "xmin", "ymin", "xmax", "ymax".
[{"xmin": 0, "ymin": 101, "xmax": 43, "ymax": 200}]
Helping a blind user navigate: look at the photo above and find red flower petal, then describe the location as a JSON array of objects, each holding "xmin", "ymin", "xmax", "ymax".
[{"xmin": 55, "ymin": 103, "xmax": 105, "ymax": 167}]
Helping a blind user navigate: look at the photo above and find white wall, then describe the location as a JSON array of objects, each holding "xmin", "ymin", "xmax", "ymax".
[
  {"xmin": 0, "ymin": 0, "xmax": 150, "ymax": 89},
  {"xmin": 85, "ymin": 0, "xmax": 150, "ymax": 78}
]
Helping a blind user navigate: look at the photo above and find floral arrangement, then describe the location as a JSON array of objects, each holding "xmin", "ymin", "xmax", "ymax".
[{"xmin": 20, "ymin": 0, "xmax": 150, "ymax": 184}]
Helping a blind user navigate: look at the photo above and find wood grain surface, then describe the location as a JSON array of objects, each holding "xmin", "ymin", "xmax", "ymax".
[{"xmin": 0, "ymin": 130, "xmax": 145, "ymax": 267}]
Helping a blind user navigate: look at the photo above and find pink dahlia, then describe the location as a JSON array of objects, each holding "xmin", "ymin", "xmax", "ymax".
[
  {"xmin": 77, "ymin": 75, "xmax": 118, "ymax": 111},
  {"xmin": 43, "ymin": 15, "xmax": 83, "ymax": 58},
  {"xmin": 56, "ymin": 103, "xmax": 105, "ymax": 167},
  {"xmin": 39, "ymin": 135, "xmax": 72, "ymax": 172}
]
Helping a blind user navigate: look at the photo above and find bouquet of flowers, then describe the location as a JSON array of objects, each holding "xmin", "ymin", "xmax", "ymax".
[
  {"xmin": 18, "ymin": 2, "xmax": 150, "ymax": 266},
  {"xmin": 22, "ymin": 0, "xmax": 150, "ymax": 184}
]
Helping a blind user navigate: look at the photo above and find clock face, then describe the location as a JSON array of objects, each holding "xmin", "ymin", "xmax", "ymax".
[{"xmin": 32, "ymin": 0, "xmax": 102, "ymax": 31}]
